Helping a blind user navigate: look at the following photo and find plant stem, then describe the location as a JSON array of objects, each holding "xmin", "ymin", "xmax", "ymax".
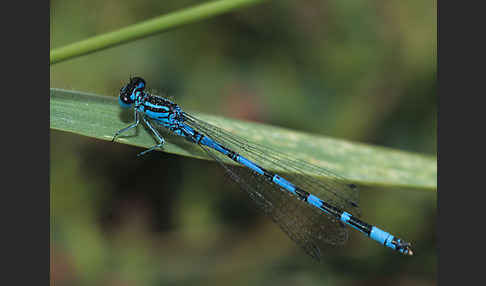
[{"xmin": 50, "ymin": 0, "xmax": 266, "ymax": 64}]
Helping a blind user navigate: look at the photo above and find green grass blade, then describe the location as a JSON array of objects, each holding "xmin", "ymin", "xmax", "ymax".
[
  {"xmin": 50, "ymin": 0, "xmax": 266, "ymax": 64},
  {"xmin": 50, "ymin": 88, "xmax": 437, "ymax": 191}
]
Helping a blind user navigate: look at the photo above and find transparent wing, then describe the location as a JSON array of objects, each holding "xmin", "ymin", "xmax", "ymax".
[
  {"xmin": 198, "ymin": 142, "xmax": 348, "ymax": 261},
  {"xmin": 183, "ymin": 113, "xmax": 360, "ymax": 217}
]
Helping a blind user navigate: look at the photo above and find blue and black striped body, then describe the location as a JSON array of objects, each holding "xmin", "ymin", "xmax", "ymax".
[{"xmin": 113, "ymin": 77, "xmax": 413, "ymax": 257}]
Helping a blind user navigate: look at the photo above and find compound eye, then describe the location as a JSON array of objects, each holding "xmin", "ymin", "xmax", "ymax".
[
  {"xmin": 131, "ymin": 77, "xmax": 146, "ymax": 90},
  {"xmin": 118, "ymin": 92, "xmax": 133, "ymax": 108}
]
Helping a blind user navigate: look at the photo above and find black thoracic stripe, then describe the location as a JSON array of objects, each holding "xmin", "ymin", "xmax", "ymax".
[
  {"xmin": 143, "ymin": 103, "xmax": 171, "ymax": 114},
  {"xmin": 146, "ymin": 94, "xmax": 171, "ymax": 105},
  {"xmin": 142, "ymin": 94, "xmax": 175, "ymax": 114}
]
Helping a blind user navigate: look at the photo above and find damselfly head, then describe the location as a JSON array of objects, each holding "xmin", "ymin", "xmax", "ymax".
[{"xmin": 119, "ymin": 77, "xmax": 146, "ymax": 108}]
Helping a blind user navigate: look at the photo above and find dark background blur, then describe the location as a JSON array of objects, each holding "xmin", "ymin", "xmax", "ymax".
[{"xmin": 50, "ymin": 0, "xmax": 436, "ymax": 285}]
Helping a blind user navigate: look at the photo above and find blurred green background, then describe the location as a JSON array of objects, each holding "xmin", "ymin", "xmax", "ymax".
[{"xmin": 50, "ymin": 0, "xmax": 436, "ymax": 285}]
